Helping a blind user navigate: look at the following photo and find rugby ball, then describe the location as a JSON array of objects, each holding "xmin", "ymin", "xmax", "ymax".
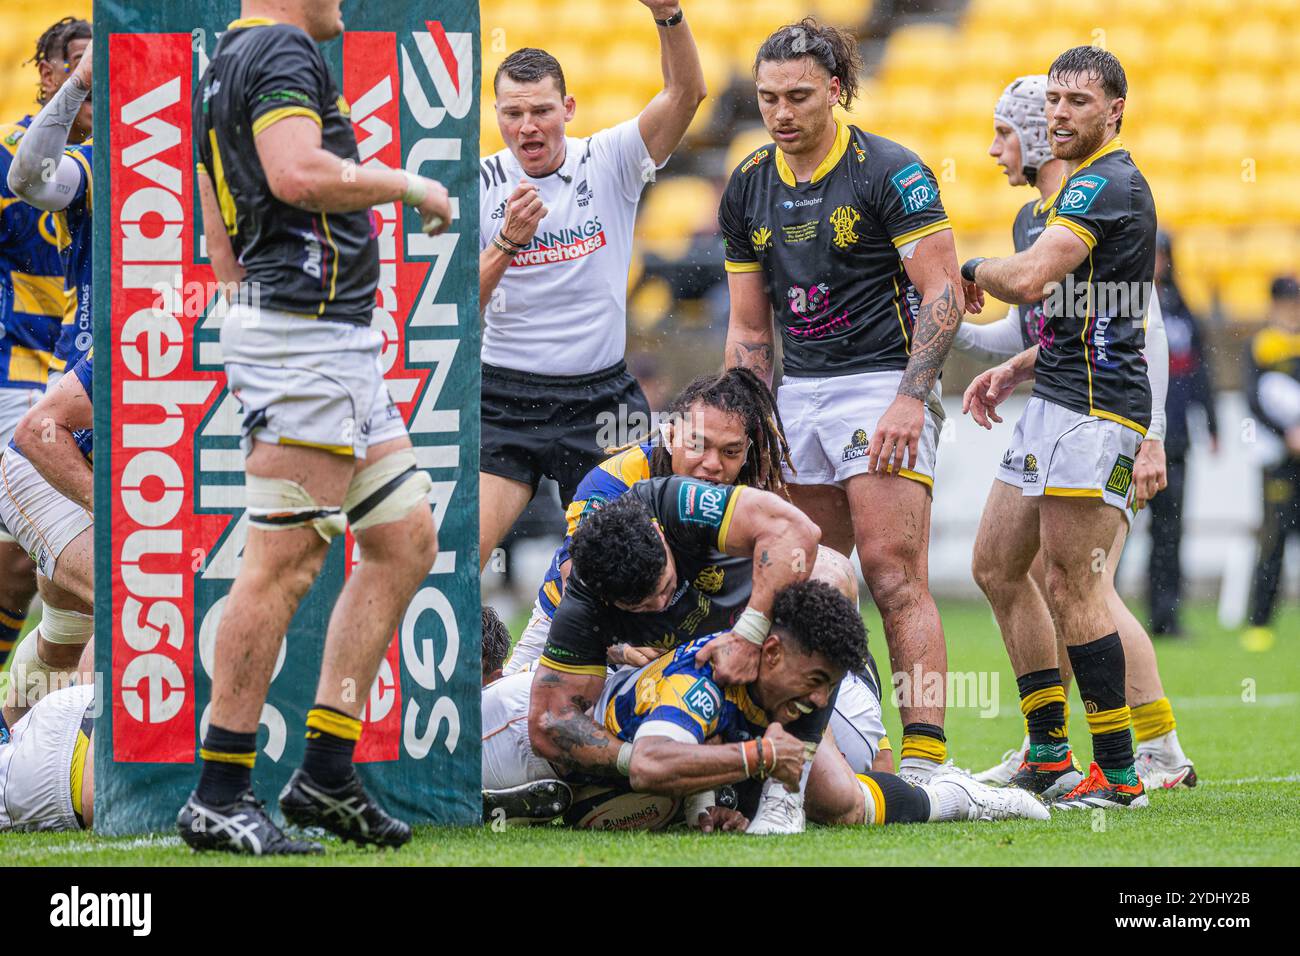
[{"xmin": 563, "ymin": 785, "xmax": 683, "ymax": 831}]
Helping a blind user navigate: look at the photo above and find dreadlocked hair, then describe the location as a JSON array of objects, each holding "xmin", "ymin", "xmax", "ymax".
[
  {"xmin": 29, "ymin": 17, "xmax": 91, "ymax": 104},
  {"xmin": 638, "ymin": 367, "xmax": 793, "ymax": 497}
]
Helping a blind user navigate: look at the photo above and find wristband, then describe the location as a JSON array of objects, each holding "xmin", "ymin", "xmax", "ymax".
[
  {"xmin": 960, "ymin": 257, "xmax": 987, "ymax": 283},
  {"xmin": 491, "ymin": 235, "xmax": 520, "ymax": 257},
  {"xmin": 400, "ymin": 169, "xmax": 427, "ymax": 206},
  {"xmin": 495, "ymin": 230, "xmax": 525, "ymax": 251},
  {"xmin": 616, "ymin": 742, "xmax": 634, "ymax": 777},
  {"xmin": 733, "ymin": 606, "xmax": 771, "ymax": 646},
  {"xmin": 738, "ymin": 741, "xmax": 751, "ymax": 778},
  {"xmin": 654, "ymin": 9, "xmax": 684, "ymax": 26}
]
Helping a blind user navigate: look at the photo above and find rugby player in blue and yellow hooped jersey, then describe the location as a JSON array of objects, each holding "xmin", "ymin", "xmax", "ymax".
[
  {"xmin": 504, "ymin": 367, "xmax": 790, "ymax": 675},
  {"xmin": 962, "ymin": 47, "xmax": 1158, "ymax": 810},
  {"xmin": 0, "ymin": 16, "xmax": 91, "ymax": 668},
  {"xmin": 720, "ymin": 19, "xmax": 976, "ymax": 784}
]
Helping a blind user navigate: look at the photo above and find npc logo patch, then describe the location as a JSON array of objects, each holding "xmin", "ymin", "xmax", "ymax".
[
  {"xmin": 890, "ymin": 162, "xmax": 937, "ymax": 214},
  {"xmin": 1058, "ymin": 175, "xmax": 1108, "ymax": 215},
  {"xmin": 1106, "ymin": 454, "xmax": 1134, "ymax": 497},
  {"xmin": 682, "ymin": 676, "xmax": 721, "ymax": 723},
  {"xmin": 678, "ymin": 480, "xmax": 728, "ymax": 527}
]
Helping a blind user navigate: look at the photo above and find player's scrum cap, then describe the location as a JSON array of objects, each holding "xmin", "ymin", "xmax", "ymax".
[{"xmin": 995, "ymin": 75, "xmax": 1051, "ymax": 185}]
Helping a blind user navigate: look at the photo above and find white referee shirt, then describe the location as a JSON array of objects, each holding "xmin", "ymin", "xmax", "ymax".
[{"xmin": 479, "ymin": 118, "xmax": 665, "ymax": 376}]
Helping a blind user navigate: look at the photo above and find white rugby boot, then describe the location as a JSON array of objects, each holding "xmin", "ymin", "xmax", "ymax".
[
  {"xmin": 974, "ymin": 736, "xmax": 1029, "ymax": 786},
  {"xmin": 1135, "ymin": 730, "xmax": 1197, "ymax": 790},
  {"xmin": 745, "ymin": 778, "xmax": 806, "ymax": 835},
  {"xmin": 924, "ymin": 771, "xmax": 1051, "ymax": 822}
]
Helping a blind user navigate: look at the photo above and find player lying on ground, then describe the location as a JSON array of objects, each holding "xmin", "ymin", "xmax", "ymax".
[
  {"xmin": 0, "ymin": 635, "xmax": 94, "ymax": 832},
  {"xmin": 518, "ymin": 482, "xmax": 915, "ymax": 834},
  {"xmin": 485, "ymin": 581, "xmax": 1048, "ymax": 832},
  {"xmin": 0, "ymin": 15, "xmax": 92, "ymax": 668},
  {"xmin": 960, "ymin": 47, "xmax": 1159, "ymax": 810},
  {"xmin": 957, "ymin": 75, "xmax": 1195, "ymax": 791},
  {"xmin": 0, "ymin": 350, "xmax": 94, "ymax": 716}
]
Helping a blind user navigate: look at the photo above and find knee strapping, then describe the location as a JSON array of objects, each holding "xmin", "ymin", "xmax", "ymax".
[
  {"xmin": 38, "ymin": 604, "xmax": 93, "ymax": 646},
  {"xmin": 7, "ymin": 634, "xmax": 76, "ymax": 707},
  {"xmin": 245, "ymin": 475, "xmax": 347, "ymax": 541},
  {"xmin": 343, "ymin": 451, "xmax": 432, "ymax": 533}
]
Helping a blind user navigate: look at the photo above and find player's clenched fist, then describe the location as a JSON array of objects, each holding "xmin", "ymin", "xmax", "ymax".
[
  {"xmin": 695, "ymin": 630, "xmax": 761, "ymax": 685},
  {"xmin": 413, "ymin": 176, "xmax": 452, "ymax": 236},
  {"xmin": 500, "ymin": 180, "xmax": 546, "ymax": 247},
  {"xmin": 764, "ymin": 722, "xmax": 805, "ymax": 792}
]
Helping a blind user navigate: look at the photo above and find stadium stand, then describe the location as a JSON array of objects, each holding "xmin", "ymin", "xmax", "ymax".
[{"xmin": 480, "ymin": 0, "xmax": 1299, "ymax": 325}]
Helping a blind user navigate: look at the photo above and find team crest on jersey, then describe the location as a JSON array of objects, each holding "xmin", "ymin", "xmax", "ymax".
[
  {"xmin": 890, "ymin": 162, "xmax": 937, "ymax": 214},
  {"xmin": 742, "ymin": 148, "xmax": 770, "ymax": 173},
  {"xmin": 1023, "ymin": 453, "xmax": 1039, "ymax": 483},
  {"xmin": 829, "ymin": 205, "xmax": 861, "ymax": 249},
  {"xmin": 751, "ymin": 226, "xmax": 773, "ymax": 252},
  {"xmin": 842, "ymin": 428, "xmax": 870, "ymax": 462},
  {"xmin": 1058, "ymin": 175, "xmax": 1108, "ymax": 215},
  {"xmin": 694, "ymin": 565, "xmax": 724, "ymax": 594},
  {"xmin": 682, "ymin": 677, "xmax": 721, "ymax": 723},
  {"xmin": 1106, "ymin": 454, "xmax": 1134, "ymax": 497},
  {"xmin": 678, "ymin": 480, "xmax": 728, "ymax": 527}
]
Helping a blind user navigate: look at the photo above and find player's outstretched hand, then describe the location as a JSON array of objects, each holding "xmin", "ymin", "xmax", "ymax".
[
  {"xmin": 415, "ymin": 177, "xmax": 452, "ymax": 235},
  {"xmin": 764, "ymin": 722, "xmax": 805, "ymax": 792},
  {"xmin": 695, "ymin": 631, "xmax": 760, "ymax": 686},
  {"xmin": 868, "ymin": 394, "xmax": 923, "ymax": 476},
  {"xmin": 608, "ymin": 643, "xmax": 668, "ymax": 668},
  {"xmin": 962, "ymin": 363, "xmax": 1017, "ymax": 429},
  {"xmin": 501, "ymin": 179, "xmax": 546, "ymax": 247},
  {"xmin": 1132, "ymin": 438, "xmax": 1168, "ymax": 510},
  {"xmin": 694, "ymin": 806, "xmax": 749, "ymax": 833}
]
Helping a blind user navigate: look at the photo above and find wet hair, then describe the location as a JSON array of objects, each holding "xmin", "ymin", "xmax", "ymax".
[
  {"xmin": 616, "ymin": 368, "xmax": 793, "ymax": 496},
  {"xmin": 29, "ymin": 17, "xmax": 92, "ymax": 104},
  {"xmin": 1049, "ymin": 46, "xmax": 1128, "ymax": 133},
  {"xmin": 494, "ymin": 47, "xmax": 566, "ymax": 98},
  {"xmin": 481, "ymin": 606, "xmax": 511, "ymax": 679},
  {"xmin": 754, "ymin": 18, "xmax": 863, "ymax": 109},
  {"xmin": 771, "ymin": 580, "xmax": 867, "ymax": 675},
  {"xmin": 569, "ymin": 496, "xmax": 666, "ymax": 606}
]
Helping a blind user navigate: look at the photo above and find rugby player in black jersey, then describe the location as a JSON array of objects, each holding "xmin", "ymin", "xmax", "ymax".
[
  {"xmin": 960, "ymin": 76, "xmax": 1196, "ymax": 793},
  {"xmin": 178, "ymin": 0, "xmax": 453, "ymax": 854},
  {"xmin": 961, "ymin": 47, "xmax": 1158, "ymax": 809},
  {"xmin": 528, "ymin": 476, "xmax": 862, "ymax": 833},
  {"xmin": 719, "ymin": 20, "xmax": 974, "ymax": 782}
]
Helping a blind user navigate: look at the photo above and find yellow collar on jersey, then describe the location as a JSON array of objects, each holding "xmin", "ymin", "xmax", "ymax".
[
  {"xmin": 1042, "ymin": 136, "xmax": 1126, "ymax": 211},
  {"xmin": 775, "ymin": 120, "xmax": 851, "ymax": 188},
  {"xmin": 228, "ymin": 17, "xmax": 277, "ymax": 29}
]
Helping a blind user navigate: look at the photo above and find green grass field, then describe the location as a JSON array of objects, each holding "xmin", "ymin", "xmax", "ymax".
[{"xmin": 3, "ymin": 600, "xmax": 1297, "ymax": 866}]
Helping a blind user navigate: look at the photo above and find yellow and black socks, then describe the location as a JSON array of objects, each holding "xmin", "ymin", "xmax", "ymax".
[
  {"xmin": 0, "ymin": 605, "xmax": 26, "ymax": 667},
  {"xmin": 856, "ymin": 772, "xmax": 932, "ymax": 824},
  {"xmin": 1131, "ymin": 697, "xmax": 1176, "ymax": 744},
  {"xmin": 899, "ymin": 723, "xmax": 947, "ymax": 775},
  {"xmin": 302, "ymin": 705, "xmax": 362, "ymax": 786},
  {"xmin": 1017, "ymin": 668, "xmax": 1070, "ymax": 765},
  {"xmin": 1066, "ymin": 632, "xmax": 1136, "ymax": 786},
  {"xmin": 197, "ymin": 725, "xmax": 256, "ymax": 805}
]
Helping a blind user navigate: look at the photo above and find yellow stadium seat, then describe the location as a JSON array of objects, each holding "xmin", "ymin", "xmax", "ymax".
[
  {"xmin": 725, "ymin": 126, "xmax": 774, "ymax": 173},
  {"xmin": 637, "ymin": 175, "xmax": 718, "ymax": 246}
]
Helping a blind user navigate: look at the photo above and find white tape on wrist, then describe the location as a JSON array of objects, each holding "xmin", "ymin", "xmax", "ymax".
[
  {"xmin": 400, "ymin": 169, "xmax": 426, "ymax": 206},
  {"xmin": 733, "ymin": 607, "xmax": 771, "ymax": 646},
  {"xmin": 617, "ymin": 742, "xmax": 634, "ymax": 777}
]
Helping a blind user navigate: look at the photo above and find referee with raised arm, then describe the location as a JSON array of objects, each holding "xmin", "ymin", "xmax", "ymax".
[
  {"xmin": 477, "ymin": 0, "xmax": 707, "ymax": 572},
  {"xmin": 179, "ymin": 0, "xmax": 451, "ymax": 855}
]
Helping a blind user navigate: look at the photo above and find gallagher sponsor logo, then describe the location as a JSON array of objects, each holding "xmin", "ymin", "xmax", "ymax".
[{"xmin": 111, "ymin": 34, "xmax": 216, "ymax": 762}]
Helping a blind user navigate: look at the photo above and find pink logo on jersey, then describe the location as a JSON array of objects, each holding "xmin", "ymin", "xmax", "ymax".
[{"xmin": 786, "ymin": 282, "xmax": 851, "ymax": 338}]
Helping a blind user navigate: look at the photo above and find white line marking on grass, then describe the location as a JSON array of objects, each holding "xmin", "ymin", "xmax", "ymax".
[
  {"xmin": 10, "ymin": 834, "xmax": 183, "ymax": 856},
  {"xmin": 1205, "ymin": 775, "xmax": 1300, "ymax": 787}
]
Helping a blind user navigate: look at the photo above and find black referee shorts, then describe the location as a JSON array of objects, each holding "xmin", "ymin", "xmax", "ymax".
[{"xmin": 480, "ymin": 360, "xmax": 651, "ymax": 506}]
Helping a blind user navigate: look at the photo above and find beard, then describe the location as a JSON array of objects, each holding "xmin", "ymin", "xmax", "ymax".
[{"xmin": 1050, "ymin": 113, "xmax": 1107, "ymax": 161}]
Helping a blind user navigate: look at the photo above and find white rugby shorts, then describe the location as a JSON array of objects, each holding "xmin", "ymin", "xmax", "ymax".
[
  {"xmin": 481, "ymin": 670, "xmax": 555, "ymax": 791},
  {"xmin": 995, "ymin": 396, "xmax": 1144, "ymax": 524},
  {"xmin": 0, "ymin": 447, "xmax": 91, "ymax": 580},
  {"xmin": 778, "ymin": 369, "xmax": 943, "ymax": 489},
  {"xmin": 221, "ymin": 304, "xmax": 406, "ymax": 459},
  {"xmin": 830, "ymin": 670, "xmax": 889, "ymax": 774},
  {"xmin": 0, "ymin": 683, "xmax": 94, "ymax": 832}
]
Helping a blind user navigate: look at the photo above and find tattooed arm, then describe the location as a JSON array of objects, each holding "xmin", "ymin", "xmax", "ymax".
[
  {"xmin": 528, "ymin": 666, "xmax": 622, "ymax": 777},
  {"xmin": 723, "ymin": 270, "xmax": 776, "ymax": 388},
  {"xmin": 868, "ymin": 230, "xmax": 966, "ymax": 476}
]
